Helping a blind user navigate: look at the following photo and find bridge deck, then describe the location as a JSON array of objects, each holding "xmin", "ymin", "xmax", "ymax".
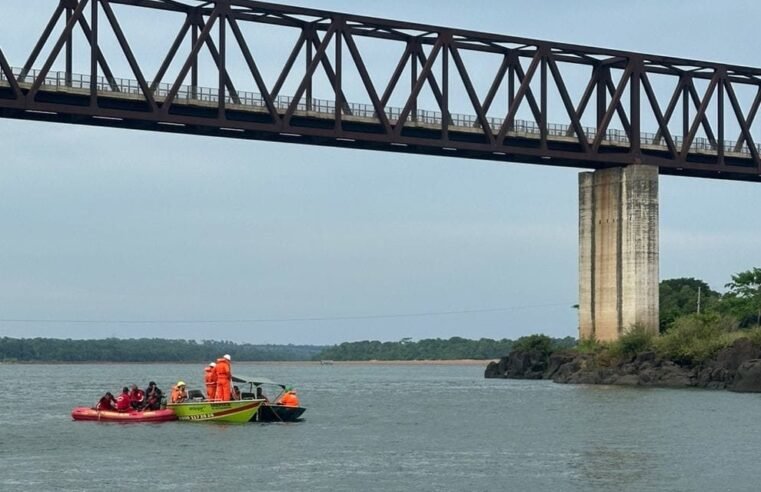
[
  {"xmin": 1, "ymin": 66, "xmax": 759, "ymax": 181},
  {"xmin": 2, "ymin": 66, "xmax": 753, "ymax": 158},
  {"xmin": 2, "ymin": 0, "xmax": 761, "ymax": 182}
]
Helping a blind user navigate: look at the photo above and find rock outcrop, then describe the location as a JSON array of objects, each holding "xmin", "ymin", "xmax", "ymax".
[
  {"xmin": 485, "ymin": 338, "xmax": 761, "ymax": 392},
  {"xmin": 484, "ymin": 349, "xmax": 548, "ymax": 379},
  {"xmin": 731, "ymin": 359, "xmax": 761, "ymax": 393}
]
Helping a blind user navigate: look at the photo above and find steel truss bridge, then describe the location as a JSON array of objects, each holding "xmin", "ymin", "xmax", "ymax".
[{"xmin": 1, "ymin": 0, "xmax": 761, "ymax": 181}]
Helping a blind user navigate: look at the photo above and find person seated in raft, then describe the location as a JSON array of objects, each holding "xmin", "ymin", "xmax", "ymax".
[
  {"xmin": 143, "ymin": 381, "xmax": 163, "ymax": 410},
  {"xmin": 115, "ymin": 387, "xmax": 132, "ymax": 412},
  {"xmin": 232, "ymin": 385, "xmax": 242, "ymax": 400},
  {"xmin": 276, "ymin": 386, "xmax": 300, "ymax": 407},
  {"xmin": 128, "ymin": 384, "xmax": 145, "ymax": 410},
  {"xmin": 95, "ymin": 392, "xmax": 116, "ymax": 411},
  {"xmin": 170, "ymin": 381, "xmax": 188, "ymax": 404},
  {"xmin": 256, "ymin": 387, "xmax": 269, "ymax": 403}
]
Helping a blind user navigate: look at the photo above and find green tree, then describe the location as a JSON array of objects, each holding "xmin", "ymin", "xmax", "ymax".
[
  {"xmin": 722, "ymin": 267, "xmax": 761, "ymax": 327},
  {"xmin": 512, "ymin": 334, "xmax": 553, "ymax": 355},
  {"xmin": 659, "ymin": 278, "xmax": 719, "ymax": 332}
]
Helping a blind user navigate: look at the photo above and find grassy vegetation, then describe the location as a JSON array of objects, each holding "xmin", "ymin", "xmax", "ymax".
[{"xmin": 574, "ymin": 314, "xmax": 761, "ymax": 367}]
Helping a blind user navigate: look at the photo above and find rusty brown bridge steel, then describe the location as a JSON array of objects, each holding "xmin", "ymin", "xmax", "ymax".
[
  {"xmin": 0, "ymin": 0, "xmax": 759, "ymax": 340},
  {"xmin": 1, "ymin": 0, "xmax": 761, "ymax": 181}
]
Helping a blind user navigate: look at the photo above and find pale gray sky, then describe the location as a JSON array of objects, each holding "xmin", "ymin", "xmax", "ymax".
[{"xmin": 1, "ymin": 0, "xmax": 760, "ymax": 344}]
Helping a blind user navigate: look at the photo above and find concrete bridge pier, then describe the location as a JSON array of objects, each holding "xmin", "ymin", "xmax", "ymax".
[{"xmin": 578, "ymin": 165, "xmax": 659, "ymax": 342}]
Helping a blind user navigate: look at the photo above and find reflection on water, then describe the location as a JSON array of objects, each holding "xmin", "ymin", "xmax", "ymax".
[
  {"xmin": 0, "ymin": 363, "xmax": 758, "ymax": 491},
  {"xmin": 571, "ymin": 446, "xmax": 652, "ymax": 487}
]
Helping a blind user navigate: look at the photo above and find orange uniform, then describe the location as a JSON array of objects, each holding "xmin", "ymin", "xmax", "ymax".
[
  {"xmin": 214, "ymin": 357, "xmax": 232, "ymax": 401},
  {"xmin": 170, "ymin": 384, "xmax": 187, "ymax": 404},
  {"xmin": 278, "ymin": 391, "xmax": 300, "ymax": 408},
  {"xmin": 204, "ymin": 366, "xmax": 217, "ymax": 400}
]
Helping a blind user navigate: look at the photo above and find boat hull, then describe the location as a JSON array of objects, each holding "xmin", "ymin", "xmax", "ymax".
[
  {"xmin": 168, "ymin": 400, "xmax": 262, "ymax": 423},
  {"xmin": 71, "ymin": 407, "xmax": 177, "ymax": 423},
  {"xmin": 253, "ymin": 404, "xmax": 306, "ymax": 422}
]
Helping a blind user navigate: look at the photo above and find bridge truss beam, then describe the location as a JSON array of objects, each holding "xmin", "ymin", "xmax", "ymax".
[{"xmin": 1, "ymin": 0, "xmax": 761, "ymax": 181}]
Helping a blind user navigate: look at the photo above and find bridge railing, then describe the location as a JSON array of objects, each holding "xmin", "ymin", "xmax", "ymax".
[{"xmin": 1, "ymin": 66, "xmax": 755, "ymax": 159}]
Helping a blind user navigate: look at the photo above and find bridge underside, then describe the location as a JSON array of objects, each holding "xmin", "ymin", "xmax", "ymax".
[{"xmin": 0, "ymin": 83, "xmax": 759, "ymax": 183}]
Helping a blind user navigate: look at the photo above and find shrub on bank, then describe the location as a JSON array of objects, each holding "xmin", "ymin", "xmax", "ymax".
[
  {"xmin": 568, "ymin": 317, "xmax": 761, "ymax": 367},
  {"xmin": 574, "ymin": 337, "xmax": 601, "ymax": 354},
  {"xmin": 653, "ymin": 313, "xmax": 739, "ymax": 364},
  {"xmin": 573, "ymin": 327, "xmax": 655, "ymax": 361},
  {"xmin": 611, "ymin": 326, "xmax": 656, "ymax": 358},
  {"xmin": 746, "ymin": 326, "xmax": 761, "ymax": 346}
]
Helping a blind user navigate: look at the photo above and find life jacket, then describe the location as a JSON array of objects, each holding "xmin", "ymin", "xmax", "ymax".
[
  {"xmin": 204, "ymin": 367, "xmax": 216, "ymax": 385},
  {"xmin": 215, "ymin": 358, "xmax": 231, "ymax": 381},
  {"xmin": 129, "ymin": 388, "xmax": 145, "ymax": 404},
  {"xmin": 115, "ymin": 393, "xmax": 131, "ymax": 412},
  {"xmin": 170, "ymin": 387, "xmax": 187, "ymax": 403},
  {"xmin": 279, "ymin": 391, "xmax": 300, "ymax": 407},
  {"xmin": 96, "ymin": 396, "xmax": 115, "ymax": 411}
]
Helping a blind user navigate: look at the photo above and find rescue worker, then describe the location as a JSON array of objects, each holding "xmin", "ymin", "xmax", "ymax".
[
  {"xmin": 204, "ymin": 362, "xmax": 217, "ymax": 400},
  {"xmin": 95, "ymin": 392, "xmax": 116, "ymax": 411},
  {"xmin": 115, "ymin": 387, "xmax": 132, "ymax": 412},
  {"xmin": 214, "ymin": 354, "xmax": 232, "ymax": 401},
  {"xmin": 255, "ymin": 387, "xmax": 269, "ymax": 403},
  {"xmin": 170, "ymin": 381, "xmax": 188, "ymax": 403},
  {"xmin": 276, "ymin": 386, "xmax": 300, "ymax": 407},
  {"xmin": 128, "ymin": 384, "xmax": 145, "ymax": 410},
  {"xmin": 143, "ymin": 381, "xmax": 163, "ymax": 410}
]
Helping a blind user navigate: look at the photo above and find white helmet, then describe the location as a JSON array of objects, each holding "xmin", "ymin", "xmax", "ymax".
[
  {"xmin": 223, "ymin": 354, "xmax": 231, "ymax": 361},
  {"xmin": 209, "ymin": 362, "xmax": 216, "ymax": 367}
]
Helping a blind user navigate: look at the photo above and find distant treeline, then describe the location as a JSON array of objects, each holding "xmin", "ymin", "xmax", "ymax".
[
  {"xmin": 0, "ymin": 335, "xmax": 578, "ymax": 363},
  {"xmin": 312, "ymin": 336, "xmax": 577, "ymax": 361},
  {"xmin": 0, "ymin": 337, "xmax": 324, "ymax": 363}
]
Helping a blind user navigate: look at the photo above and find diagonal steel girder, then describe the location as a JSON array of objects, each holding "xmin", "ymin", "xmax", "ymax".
[{"xmin": 0, "ymin": 0, "xmax": 760, "ymax": 181}]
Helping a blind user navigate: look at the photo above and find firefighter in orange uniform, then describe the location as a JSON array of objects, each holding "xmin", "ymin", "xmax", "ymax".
[
  {"xmin": 204, "ymin": 362, "xmax": 217, "ymax": 400},
  {"xmin": 170, "ymin": 381, "xmax": 188, "ymax": 404},
  {"xmin": 214, "ymin": 354, "xmax": 232, "ymax": 401},
  {"xmin": 276, "ymin": 386, "xmax": 300, "ymax": 408}
]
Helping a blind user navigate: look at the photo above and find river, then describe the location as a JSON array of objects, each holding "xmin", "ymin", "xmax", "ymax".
[{"xmin": 0, "ymin": 362, "xmax": 758, "ymax": 491}]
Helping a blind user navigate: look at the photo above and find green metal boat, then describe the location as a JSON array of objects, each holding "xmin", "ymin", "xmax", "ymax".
[{"xmin": 167, "ymin": 399, "xmax": 263, "ymax": 423}]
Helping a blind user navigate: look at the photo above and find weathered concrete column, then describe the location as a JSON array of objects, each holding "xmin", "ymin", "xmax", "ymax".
[{"xmin": 579, "ymin": 165, "xmax": 659, "ymax": 342}]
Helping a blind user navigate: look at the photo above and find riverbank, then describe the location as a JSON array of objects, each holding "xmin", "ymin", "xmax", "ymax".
[
  {"xmin": 320, "ymin": 359, "xmax": 496, "ymax": 366},
  {"xmin": 1, "ymin": 359, "xmax": 496, "ymax": 366},
  {"xmin": 485, "ymin": 337, "xmax": 761, "ymax": 392}
]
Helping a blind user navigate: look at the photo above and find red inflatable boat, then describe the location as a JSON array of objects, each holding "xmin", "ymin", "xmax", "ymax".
[{"xmin": 71, "ymin": 407, "xmax": 177, "ymax": 423}]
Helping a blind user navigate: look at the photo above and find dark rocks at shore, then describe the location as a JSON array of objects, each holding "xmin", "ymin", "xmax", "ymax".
[
  {"xmin": 732, "ymin": 359, "xmax": 761, "ymax": 392},
  {"xmin": 485, "ymin": 349, "xmax": 548, "ymax": 379},
  {"xmin": 484, "ymin": 338, "xmax": 761, "ymax": 392}
]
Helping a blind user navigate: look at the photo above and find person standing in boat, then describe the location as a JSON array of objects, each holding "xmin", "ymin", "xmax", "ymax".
[
  {"xmin": 170, "ymin": 381, "xmax": 188, "ymax": 403},
  {"xmin": 204, "ymin": 362, "xmax": 217, "ymax": 400},
  {"xmin": 115, "ymin": 387, "xmax": 132, "ymax": 412},
  {"xmin": 276, "ymin": 386, "xmax": 300, "ymax": 408},
  {"xmin": 95, "ymin": 392, "xmax": 116, "ymax": 411},
  {"xmin": 143, "ymin": 381, "xmax": 163, "ymax": 410},
  {"xmin": 128, "ymin": 384, "xmax": 145, "ymax": 410},
  {"xmin": 256, "ymin": 387, "xmax": 269, "ymax": 403},
  {"xmin": 214, "ymin": 354, "xmax": 232, "ymax": 401}
]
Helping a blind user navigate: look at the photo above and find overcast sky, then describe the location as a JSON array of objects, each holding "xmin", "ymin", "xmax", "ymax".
[{"xmin": 1, "ymin": 0, "xmax": 760, "ymax": 345}]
